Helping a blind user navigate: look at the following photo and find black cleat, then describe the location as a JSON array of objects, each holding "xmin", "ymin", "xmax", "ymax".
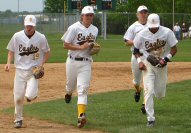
[
  {"xmin": 77, "ymin": 113, "xmax": 87, "ymax": 128},
  {"xmin": 14, "ymin": 120, "xmax": 22, "ymax": 128},
  {"xmin": 147, "ymin": 121, "xmax": 155, "ymax": 127},
  {"xmin": 134, "ymin": 92, "xmax": 140, "ymax": 102},
  {"xmin": 65, "ymin": 94, "xmax": 72, "ymax": 103},
  {"xmin": 141, "ymin": 104, "xmax": 146, "ymax": 114}
]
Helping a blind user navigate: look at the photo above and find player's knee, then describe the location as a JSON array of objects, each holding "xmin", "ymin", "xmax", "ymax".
[
  {"xmin": 78, "ymin": 85, "xmax": 88, "ymax": 105},
  {"xmin": 14, "ymin": 97, "xmax": 24, "ymax": 104}
]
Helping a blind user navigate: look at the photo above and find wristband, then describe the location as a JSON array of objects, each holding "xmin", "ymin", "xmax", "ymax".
[
  {"xmin": 166, "ymin": 54, "xmax": 172, "ymax": 60},
  {"xmin": 137, "ymin": 57, "xmax": 142, "ymax": 63},
  {"xmin": 164, "ymin": 54, "xmax": 172, "ymax": 62}
]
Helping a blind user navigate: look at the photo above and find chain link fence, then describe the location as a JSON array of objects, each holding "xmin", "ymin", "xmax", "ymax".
[{"xmin": 0, "ymin": 12, "xmax": 191, "ymax": 35}]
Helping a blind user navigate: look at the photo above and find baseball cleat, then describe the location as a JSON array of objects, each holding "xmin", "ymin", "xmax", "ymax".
[
  {"xmin": 134, "ymin": 92, "xmax": 140, "ymax": 102},
  {"xmin": 65, "ymin": 94, "xmax": 72, "ymax": 103},
  {"xmin": 141, "ymin": 104, "xmax": 146, "ymax": 114},
  {"xmin": 77, "ymin": 113, "xmax": 87, "ymax": 128},
  {"xmin": 14, "ymin": 120, "xmax": 22, "ymax": 128},
  {"xmin": 147, "ymin": 121, "xmax": 155, "ymax": 127}
]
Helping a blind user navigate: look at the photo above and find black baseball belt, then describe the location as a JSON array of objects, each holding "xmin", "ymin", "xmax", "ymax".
[{"xmin": 69, "ymin": 55, "xmax": 90, "ymax": 61}]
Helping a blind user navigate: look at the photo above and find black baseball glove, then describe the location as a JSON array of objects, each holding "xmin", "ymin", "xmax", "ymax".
[{"xmin": 147, "ymin": 55, "xmax": 167, "ymax": 67}]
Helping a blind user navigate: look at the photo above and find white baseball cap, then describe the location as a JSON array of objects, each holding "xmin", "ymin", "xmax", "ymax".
[
  {"xmin": 137, "ymin": 5, "xmax": 148, "ymax": 12},
  {"xmin": 24, "ymin": 15, "xmax": 36, "ymax": 26},
  {"xmin": 147, "ymin": 13, "xmax": 160, "ymax": 28},
  {"xmin": 81, "ymin": 6, "xmax": 94, "ymax": 14}
]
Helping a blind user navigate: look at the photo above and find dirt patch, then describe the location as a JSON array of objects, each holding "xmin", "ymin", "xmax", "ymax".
[{"xmin": 1, "ymin": 62, "xmax": 191, "ymax": 133}]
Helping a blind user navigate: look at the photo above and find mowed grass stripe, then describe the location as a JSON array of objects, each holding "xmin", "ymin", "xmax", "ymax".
[{"xmin": 3, "ymin": 80, "xmax": 191, "ymax": 133}]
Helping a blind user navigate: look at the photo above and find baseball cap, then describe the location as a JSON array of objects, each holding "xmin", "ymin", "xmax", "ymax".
[
  {"xmin": 147, "ymin": 13, "xmax": 160, "ymax": 28},
  {"xmin": 137, "ymin": 5, "xmax": 148, "ymax": 12},
  {"xmin": 81, "ymin": 6, "xmax": 94, "ymax": 14},
  {"xmin": 24, "ymin": 15, "xmax": 36, "ymax": 26}
]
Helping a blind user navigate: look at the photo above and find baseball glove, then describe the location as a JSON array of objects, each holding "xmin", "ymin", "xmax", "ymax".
[
  {"xmin": 32, "ymin": 66, "xmax": 44, "ymax": 79},
  {"xmin": 147, "ymin": 55, "xmax": 167, "ymax": 67},
  {"xmin": 89, "ymin": 42, "xmax": 101, "ymax": 55}
]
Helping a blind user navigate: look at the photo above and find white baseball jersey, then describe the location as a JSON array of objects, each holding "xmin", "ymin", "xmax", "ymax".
[
  {"xmin": 134, "ymin": 26, "xmax": 178, "ymax": 122},
  {"xmin": 61, "ymin": 21, "xmax": 98, "ymax": 58},
  {"xmin": 189, "ymin": 26, "xmax": 191, "ymax": 37},
  {"xmin": 134, "ymin": 26, "xmax": 178, "ymax": 58},
  {"xmin": 173, "ymin": 25, "xmax": 181, "ymax": 32},
  {"xmin": 7, "ymin": 30, "xmax": 50, "ymax": 70},
  {"xmin": 123, "ymin": 21, "xmax": 147, "ymax": 51}
]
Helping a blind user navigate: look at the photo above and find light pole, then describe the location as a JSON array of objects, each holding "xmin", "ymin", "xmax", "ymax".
[
  {"xmin": 18, "ymin": 0, "xmax": 20, "ymax": 13},
  {"xmin": 42, "ymin": 0, "xmax": 44, "ymax": 13},
  {"xmin": 64, "ymin": 0, "xmax": 66, "ymax": 32},
  {"xmin": 173, "ymin": 0, "xmax": 174, "ymax": 29}
]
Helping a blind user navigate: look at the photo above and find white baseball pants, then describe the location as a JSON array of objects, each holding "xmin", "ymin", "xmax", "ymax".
[
  {"xmin": 65, "ymin": 57, "xmax": 92, "ymax": 105},
  {"xmin": 143, "ymin": 60, "xmax": 167, "ymax": 121},
  {"xmin": 14, "ymin": 68, "xmax": 38, "ymax": 122}
]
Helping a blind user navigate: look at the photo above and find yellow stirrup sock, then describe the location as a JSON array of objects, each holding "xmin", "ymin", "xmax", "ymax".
[
  {"xmin": 78, "ymin": 104, "xmax": 86, "ymax": 117},
  {"xmin": 134, "ymin": 84, "xmax": 141, "ymax": 92}
]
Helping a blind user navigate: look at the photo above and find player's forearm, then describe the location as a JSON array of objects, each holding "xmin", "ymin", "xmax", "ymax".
[
  {"xmin": 170, "ymin": 46, "xmax": 177, "ymax": 57},
  {"xmin": 133, "ymin": 47, "xmax": 142, "ymax": 58},
  {"xmin": 7, "ymin": 51, "xmax": 14, "ymax": 64},
  {"xmin": 163, "ymin": 46, "xmax": 177, "ymax": 62},
  {"xmin": 125, "ymin": 40, "xmax": 134, "ymax": 46},
  {"xmin": 64, "ymin": 42, "xmax": 89, "ymax": 50},
  {"xmin": 64, "ymin": 43, "xmax": 82, "ymax": 50},
  {"xmin": 41, "ymin": 51, "xmax": 50, "ymax": 67}
]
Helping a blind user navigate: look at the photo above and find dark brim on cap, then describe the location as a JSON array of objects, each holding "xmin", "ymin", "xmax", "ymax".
[{"xmin": 138, "ymin": 9, "xmax": 148, "ymax": 13}]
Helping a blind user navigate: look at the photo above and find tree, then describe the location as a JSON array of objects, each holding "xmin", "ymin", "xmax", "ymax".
[
  {"xmin": 44, "ymin": 0, "xmax": 66, "ymax": 13},
  {"xmin": 116, "ymin": 0, "xmax": 191, "ymax": 14}
]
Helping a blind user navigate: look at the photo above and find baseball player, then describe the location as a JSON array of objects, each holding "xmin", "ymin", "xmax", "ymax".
[
  {"xmin": 123, "ymin": 5, "xmax": 149, "ymax": 113},
  {"xmin": 173, "ymin": 22, "xmax": 181, "ymax": 40},
  {"xmin": 181, "ymin": 22, "xmax": 188, "ymax": 39},
  {"xmin": 61, "ymin": 6, "xmax": 98, "ymax": 128},
  {"xmin": 4, "ymin": 15, "xmax": 50, "ymax": 128},
  {"xmin": 133, "ymin": 13, "xmax": 178, "ymax": 127},
  {"xmin": 188, "ymin": 25, "xmax": 191, "ymax": 38}
]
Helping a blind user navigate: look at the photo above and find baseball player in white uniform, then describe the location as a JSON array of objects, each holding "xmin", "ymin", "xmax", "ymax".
[
  {"xmin": 123, "ymin": 5, "xmax": 148, "ymax": 113},
  {"xmin": 188, "ymin": 25, "xmax": 191, "ymax": 38},
  {"xmin": 133, "ymin": 13, "xmax": 178, "ymax": 127},
  {"xmin": 4, "ymin": 15, "xmax": 50, "ymax": 128},
  {"xmin": 61, "ymin": 6, "xmax": 98, "ymax": 128}
]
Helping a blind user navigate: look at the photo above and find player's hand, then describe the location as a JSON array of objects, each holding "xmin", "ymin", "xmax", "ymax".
[
  {"xmin": 4, "ymin": 64, "xmax": 10, "ymax": 72},
  {"xmin": 139, "ymin": 62, "xmax": 147, "ymax": 70},
  {"xmin": 79, "ymin": 42, "xmax": 89, "ymax": 50}
]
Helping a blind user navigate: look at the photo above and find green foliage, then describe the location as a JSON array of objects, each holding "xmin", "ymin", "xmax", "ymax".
[
  {"xmin": 44, "ymin": 0, "xmax": 66, "ymax": 13},
  {"xmin": 93, "ymin": 15, "xmax": 101, "ymax": 35},
  {"xmin": 44, "ymin": 0, "xmax": 191, "ymax": 14},
  {"xmin": 107, "ymin": 13, "xmax": 136, "ymax": 34},
  {"xmin": 2, "ymin": 80, "xmax": 191, "ymax": 133},
  {"xmin": 117, "ymin": 0, "xmax": 191, "ymax": 13},
  {"xmin": 115, "ymin": 0, "xmax": 191, "ymax": 31}
]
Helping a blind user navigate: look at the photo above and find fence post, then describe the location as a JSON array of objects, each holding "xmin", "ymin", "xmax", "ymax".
[{"xmin": 103, "ymin": 11, "xmax": 107, "ymax": 40}]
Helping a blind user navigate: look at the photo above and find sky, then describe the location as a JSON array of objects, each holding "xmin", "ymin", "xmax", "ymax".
[{"xmin": 0, "ymin": 0, "xmax": 44, "ymax": 12}]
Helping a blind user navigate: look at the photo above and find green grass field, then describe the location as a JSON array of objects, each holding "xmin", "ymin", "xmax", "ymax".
[
  {"xmin": 3, "ymin": 80, "xmax": 191, "ymax": 133},
  {"xmin": 0, "ymin": 33, "xmax": 191, "ymax": 63}
]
